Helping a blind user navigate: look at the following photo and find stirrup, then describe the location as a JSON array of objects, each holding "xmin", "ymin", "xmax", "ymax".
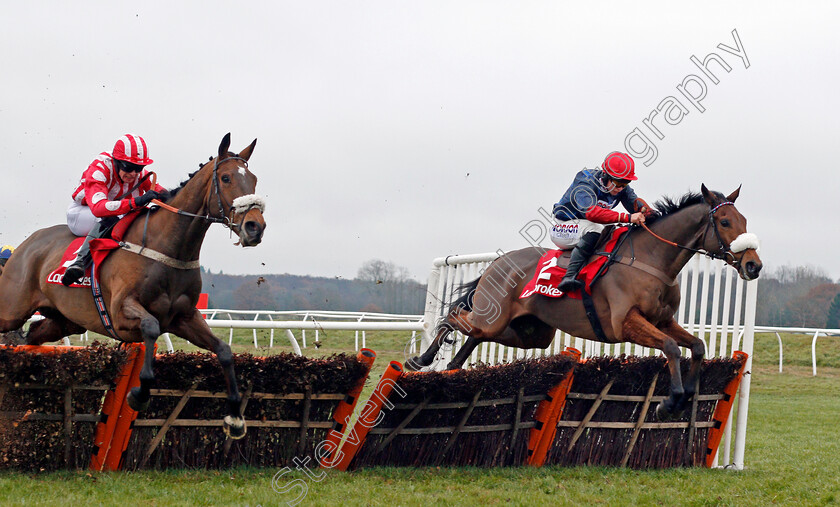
[
  {"xmin": 61, "ymin": 264, "xmax": 85, "ymax": 287},
  {"xmin": 558, "ymin": 277, "xmax": 583, "ymax": 292}
]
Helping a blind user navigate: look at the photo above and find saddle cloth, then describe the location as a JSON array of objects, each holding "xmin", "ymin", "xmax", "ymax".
[
  {"xmin": 519, "ymin": 226, "xmax": 629, "ymax": 300},
  {"xmin": 46, "ymin": 212, "xmax": 142, "ymax": 287}
]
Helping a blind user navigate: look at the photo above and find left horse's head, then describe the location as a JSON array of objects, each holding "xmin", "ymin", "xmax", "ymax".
[
  {"xmin": 206, "ymin": 132, "xmax": 265, "ymax": 246},
  {"xmin": 701, "ymin": 184, "xmax": 762, "ymax": 281},
  {"xmin": 210, "ymin": 133, "xmax": 266, "ymax": 247}
]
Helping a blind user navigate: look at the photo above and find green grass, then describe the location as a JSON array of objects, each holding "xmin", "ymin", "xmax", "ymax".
[{"xmin": 2, "ymin": 331, "xmax": 838, "ymax": 505}]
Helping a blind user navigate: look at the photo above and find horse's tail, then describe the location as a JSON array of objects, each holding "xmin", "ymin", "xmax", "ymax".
[{"xmin": 435, "ymin": 277, "xmax": 481, "ymax": 334}]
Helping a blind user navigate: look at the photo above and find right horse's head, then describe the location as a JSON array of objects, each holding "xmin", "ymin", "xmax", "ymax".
[
  {"xmin": 701, "ymin": 184, "xmax": 762, "ymax": 281},
  {"xmin": 204, "ymin": 133, "xmax": 266, "ymax": 247}
]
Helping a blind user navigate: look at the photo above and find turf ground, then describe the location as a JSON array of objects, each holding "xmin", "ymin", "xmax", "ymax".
[{"xmin": 0, "ymin": 330, "xmax": 838, "ymax": 506}]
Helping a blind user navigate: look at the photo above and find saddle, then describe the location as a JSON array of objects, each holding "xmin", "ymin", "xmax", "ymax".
[
  {"xmin": 46, "ymin": 212, "xmax": 143, "ymax": 287},
  {"xmin": 519, "ymin": 226, "xmax": 629, "ymax": 300}
]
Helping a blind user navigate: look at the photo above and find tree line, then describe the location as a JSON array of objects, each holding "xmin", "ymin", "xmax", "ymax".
[
  {"xmin": 200, "ymin": 259, "xmax": 426, "ymax": 315},
  {"xmin": 201, "ymin": 259, "xmax": 840, "ymax": 329}
]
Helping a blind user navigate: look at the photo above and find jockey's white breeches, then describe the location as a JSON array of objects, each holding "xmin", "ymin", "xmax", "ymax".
[
  {"xmin": 66, "ymin": 201, "xmax": 98, "ymax": 236},
  {"xmin": 549, "ymin": 219, "xmax": 604, "ymax": 249}
]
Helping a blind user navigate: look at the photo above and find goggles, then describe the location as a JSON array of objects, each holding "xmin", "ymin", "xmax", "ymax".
[{"xmin": 116, "ymin": 160, "xmax": 144, "ymax": 173}]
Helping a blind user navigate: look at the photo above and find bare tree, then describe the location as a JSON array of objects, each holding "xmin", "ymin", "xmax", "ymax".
[
  {"xmin": 356, "ymin": 259, "xmax": 410, "ymax": 283},
  {"xmin": 356, "ymin": 259, "xmax": 418, "ymax": 313}
]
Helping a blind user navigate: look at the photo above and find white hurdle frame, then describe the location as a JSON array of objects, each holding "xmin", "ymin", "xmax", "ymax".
[{"xmin": 422, "ymin": 250, "xmax": 758, "ymax": 470}]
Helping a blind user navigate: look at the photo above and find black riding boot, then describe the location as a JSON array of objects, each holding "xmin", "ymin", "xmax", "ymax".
[
  {"xmin": 557, "ymin": 231, "xmax": 601, "ymax": 292},
  {"xmin": 61, "ymin": 221, "xmax": 108, "ymax": 287}
]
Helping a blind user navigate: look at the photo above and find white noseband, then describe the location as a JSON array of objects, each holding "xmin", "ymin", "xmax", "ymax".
[
  {"xmin": 730, "ymin": 233, "xmax": 760, "ymax": 254},
  {"xmin": 232, "ymin": 194, "xmax": 266, "ymax": 214}
]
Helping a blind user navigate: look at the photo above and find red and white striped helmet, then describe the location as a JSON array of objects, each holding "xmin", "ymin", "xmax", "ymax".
[{"xmin": 112, "ymin": 134, "xmax": 154, "ymax": 165}]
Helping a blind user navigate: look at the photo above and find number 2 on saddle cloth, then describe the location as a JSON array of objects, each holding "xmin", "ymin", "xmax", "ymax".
[{"xmin": 520, "ymin": 226, "xmax": 630, "ymax": 300}]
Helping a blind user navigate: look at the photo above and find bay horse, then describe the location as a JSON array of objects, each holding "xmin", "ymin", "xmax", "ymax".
[
  {"xmin": 0, "ymin": 133, "xmax": 265, "ymax": 438},
  {"xmin": 408, "ymin": 185, "xmax": 762, "ymax": 419}
]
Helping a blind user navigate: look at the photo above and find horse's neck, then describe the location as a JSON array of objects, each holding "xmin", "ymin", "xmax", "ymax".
[
  {"xmin": 634, "ymin": 205, "xmax": 708, "ymax": 279},
  {"xmin": 126, "ymin": 175, "xmax": 213, "ymax": 262}
]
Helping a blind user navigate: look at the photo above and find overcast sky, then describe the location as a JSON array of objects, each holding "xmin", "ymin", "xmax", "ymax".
[{"xmin": 1, "ymin": 2, "xmax": 837, "ymax": 282}]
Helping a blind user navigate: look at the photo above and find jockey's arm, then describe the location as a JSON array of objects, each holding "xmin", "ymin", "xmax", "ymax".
[
  {"xmin": 85, "ymin": 180, "xmax": 135, "ymax": 218},
  {"xmin": 619, "ymin": 187, "xmax": 654, "ymax": 217},
  {"xmin": 584, "ymin": 205, "xmax": 631, "ymax": 224}
]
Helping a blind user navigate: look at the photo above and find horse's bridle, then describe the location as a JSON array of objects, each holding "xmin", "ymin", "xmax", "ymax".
[
  {"xmin": 209, "ymin": 156, "xmax": 265, "ymax": 233},
  {"xmin": 149, "ymin": 156, "xmax": 265, "ymax": 234},
  {"xmin": 640, "ymin": 201, "xmax": 747, "ymax": 270}
]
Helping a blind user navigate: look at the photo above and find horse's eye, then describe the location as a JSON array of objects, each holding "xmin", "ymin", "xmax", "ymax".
[
  {"xmin": 720, "ymin": 219, "xmax": 730, "ymax": 228},
  {"xmin": 221, "ymin": 175, "xmax": 231, "ymax": 183}
]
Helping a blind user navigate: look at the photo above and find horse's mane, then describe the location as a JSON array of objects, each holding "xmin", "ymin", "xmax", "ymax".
[
  {"xmin": 644, "ymin": 190, "xmax": 724, "ymax": 225},
  {"xmin": 168, "ymin": 152, "xmax": 237, "ymax": 198}
]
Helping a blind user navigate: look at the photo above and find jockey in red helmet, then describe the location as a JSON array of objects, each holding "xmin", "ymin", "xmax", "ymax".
[
  {"xmin": 62, "ymin": 134, "xmax": 168, "ymax": 286},
  {"xmin": 550, "ymin": 152, "xmax": 653, "ymax": 292}
]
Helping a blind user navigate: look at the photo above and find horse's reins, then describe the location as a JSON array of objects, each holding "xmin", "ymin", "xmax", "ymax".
[
  {"xmin": 639, "ymin": 201, "xmax": 745, "ymax": 267},
  {"xmin": 149, "ymin": 156, "xmax": 256, "ymax": 230},
  {"xmin": 120, "ymin": 156, "xmax": 264, "ymax": 269}
]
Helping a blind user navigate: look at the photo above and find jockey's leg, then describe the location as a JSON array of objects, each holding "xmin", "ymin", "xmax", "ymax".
[
  {"xmin": 61, "ymin": 217, "xmax": 117, "ymax": 287},
  {"xmin": 60, "ymin": 233, "xmax": 94, "ymax": 286},
  {"xmin": 557, "ymin": 231, "xmax": 600, "ymax": 292}
]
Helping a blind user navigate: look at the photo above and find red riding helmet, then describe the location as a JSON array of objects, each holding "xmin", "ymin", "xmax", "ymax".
[
  {"xmin": 601, "ymin": 152, "xmax": 637, "ymax": 181},
  {"xmin": 112, "ymin": 134, "xmax": 154, "ymax": 166}
]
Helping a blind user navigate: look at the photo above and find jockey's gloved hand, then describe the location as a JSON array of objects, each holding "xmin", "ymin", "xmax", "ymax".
[{"xmin": 134, "ymin": 191, "xmax": 162, "ymax": 208}]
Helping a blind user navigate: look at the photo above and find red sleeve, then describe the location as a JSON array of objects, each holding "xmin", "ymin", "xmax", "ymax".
[
  {"xmin": 83, "ymin": 163, "xmax": 134, "ymax": 218},
  {"xmin": 585, "ymin": 206, "xmax": 630, "ymax": 224}
]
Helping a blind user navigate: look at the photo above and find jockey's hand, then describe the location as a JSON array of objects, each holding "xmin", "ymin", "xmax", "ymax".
[
  {"xmin": 134, "ymin": 191, "xmax": 162, "ymax": 208},
  {"xmin": 155, "ymin": 189, "xmax": 171, "ymax": 203},
  {"xmin": 630, "ymin": 212, "xmax": 646, "ymax": 225}
]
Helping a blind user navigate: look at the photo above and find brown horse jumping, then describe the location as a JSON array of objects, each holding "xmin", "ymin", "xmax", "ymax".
[
  {"xmin": 408, "ymin": 185, "xmax": 762, "ymax": 419},
  {"xmin": 0, "ymin": 133, "xmax": 265, "ymax": 438}
]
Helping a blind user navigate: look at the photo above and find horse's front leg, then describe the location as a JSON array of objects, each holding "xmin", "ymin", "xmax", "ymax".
[
  {"xmin": 621, "ymin": 307, "xmax": 685, "ymax": 420},
  {"xmin": 661, "ymin": 318, "xmax": 706, "ymax": 412},
  {"xmin": 120, "ymin": 298, "xmax": 160, "ymax": 412},
  {"xmin": 168, "ymin": 309, "xmax": 246, "ymax": 439}
]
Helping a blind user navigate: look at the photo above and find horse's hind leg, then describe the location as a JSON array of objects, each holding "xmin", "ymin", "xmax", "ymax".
[
  {"xmin": 622, "ymin": 307, "xmax": 685, "ymax": 420},
  {"xmin": 406, "ymin": 321, "xmax": 456, "ymax": 371},
  {"xmin": 168, "ymin": 309, "xmax": 246, "ymax": 439},
  {"xmin": 446, "ymin": 336, "xmax": 481, "ymax": 370},
  {"xmin": 661, "ymin": 318, "xmax": 706, "ymax": 410}
]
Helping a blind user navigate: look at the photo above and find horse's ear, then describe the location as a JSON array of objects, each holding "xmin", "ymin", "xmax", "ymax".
[
  {"xmin": 239, "ymin": 138, "xmax": 257, "ymax": 162},
  {"xmin": 218, "ymin": 133, "xmax": 232, "ymax": 159},
  {"xmin": 726, "ymin": 185, "xmax": 741, "ymax": 203},
  {"xmin": 700, "ymin": 183, "xmax": 718, "ymax": 206}
]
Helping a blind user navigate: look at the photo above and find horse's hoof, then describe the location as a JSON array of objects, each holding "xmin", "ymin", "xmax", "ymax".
[
  {"xmin": 404, "ymin": 356, "xmax": 426, "ymax": 372},
  {"xmin": 127, "ymin": 387, "xmax": 151, "ymax": 412},
  {"xmin": 224, "ymin": 415, "xmax": 247, "ymax": 440},
  {"xmin": 655, "ymin": 401, "xmax": 674, "ymax": 421}
]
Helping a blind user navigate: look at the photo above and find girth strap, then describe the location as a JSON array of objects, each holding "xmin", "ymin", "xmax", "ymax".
[
  {"xmin": 580, "ymin": 290, "xmax": 609, "ymax": 342},
  {"xmin": 119, "ymin": 241, "xmax": 200, "ymax": 270},
  {"xmin": 90, "ymin": 262, "xmax": 120, "ymax": 339}
]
